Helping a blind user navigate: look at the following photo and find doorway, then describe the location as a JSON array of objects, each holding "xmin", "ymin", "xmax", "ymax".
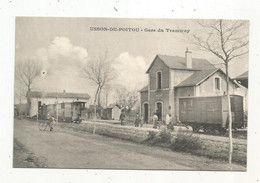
[{"xmin": 144, "ymin": 103, "xmax": 148, "ymax": 123}]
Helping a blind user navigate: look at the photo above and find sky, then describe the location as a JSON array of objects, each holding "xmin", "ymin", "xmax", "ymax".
[{"xmin": 14, "ymin": 17, "xmax": 249, "ymax": 104}]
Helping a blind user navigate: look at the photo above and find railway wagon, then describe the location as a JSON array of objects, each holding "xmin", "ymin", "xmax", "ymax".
[{"xmin": 179, "ymin": 95, "xmax": 244, "ymax": 133}]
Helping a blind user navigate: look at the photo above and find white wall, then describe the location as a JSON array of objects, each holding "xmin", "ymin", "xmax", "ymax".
[
  {"xmin": 196, "ymin": 71, "xmax": 237, "ymax": 97},
  {"xmin": 30, "ymin": 97, "xmax": 89, "ymax": 117},
  {"xmin": 112, "ymin": 107, "xmax": 121, "ymax": 120}
]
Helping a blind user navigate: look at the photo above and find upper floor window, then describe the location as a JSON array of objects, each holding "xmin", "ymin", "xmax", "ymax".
[
  {"xmin": 215, "ymin": 77, "xmax": 220, "ymax": 90},
  {"xmin": 157, "ymin": 71, "xmax": 162, "ymax": 89}
]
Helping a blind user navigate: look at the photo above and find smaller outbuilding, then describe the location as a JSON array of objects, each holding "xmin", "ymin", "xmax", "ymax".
[
  {"xmin": 103, "ymin": 104, "xmax": 121, "ymax": 120},
  {"xmin": 234, "ymin": 71, "xmax": 248, "ymax": 88}
]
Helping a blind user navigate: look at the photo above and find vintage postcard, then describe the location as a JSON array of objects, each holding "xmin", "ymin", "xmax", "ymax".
[{"xmin": 13, "ymin": 17, "xmax": 248, "ymax": 171}]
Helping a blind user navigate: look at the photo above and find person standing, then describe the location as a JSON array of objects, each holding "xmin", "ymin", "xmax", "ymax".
[
  {"xmin": 165, "ymin": 113, "xmax": 170, "ymax": 126},
  {"xmin": 140, "ymin": 115, "xmax": 144, "ymax": 127},
  {"xmin": 134, "ymin": 113, "xmax": 140, "ymax": 127},
  {"xmin": 120, "ymin": 110, "xmax": 126, "ymax": 126},
  {"xmin": 167, "ymin": 114, "xmax": 174, "ymax": 131},
  {"xmin": 152, "ymin": 113, "xmax": 159, "ymax": 129}
]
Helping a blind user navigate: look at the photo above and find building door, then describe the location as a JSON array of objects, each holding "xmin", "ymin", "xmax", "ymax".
[
  {"xmin": 144, "ymin": 103, "xmax": 148, "ymax": 122},
  {"xmin": 156, "ymin": 102, "xmax": 162, "ymax": 121}
]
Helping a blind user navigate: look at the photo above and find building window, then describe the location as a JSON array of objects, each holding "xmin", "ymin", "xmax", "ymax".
[
  {"xmin": 215, "ymin": 77, "xmax": 220, "ymax": 90},
  {"xmin": 157, "ymin": 71, "xmax": 162, "ymax": 89}
]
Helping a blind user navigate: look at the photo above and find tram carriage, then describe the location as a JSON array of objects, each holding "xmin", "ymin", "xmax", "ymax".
[{"xmin": 39, "ymin": 101, "xmax": 87, "ymax": 123}]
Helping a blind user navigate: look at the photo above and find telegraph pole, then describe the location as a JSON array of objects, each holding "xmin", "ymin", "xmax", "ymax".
[
  {"xmin": 36, "ymin": 98, "xmax": 39, "ymax": 122},
  {"xmin": 56, "ymin": 98, "xmax": 59, "ymax": 125},
  {"xmin": 93, "ymin": 102, "xmax": 96, "ymax": 135}
]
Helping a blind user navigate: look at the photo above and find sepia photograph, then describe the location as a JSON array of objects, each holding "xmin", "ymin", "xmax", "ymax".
[{"xmin": 13, "ymin": 17, "xmax": 249, "ymax": 171}]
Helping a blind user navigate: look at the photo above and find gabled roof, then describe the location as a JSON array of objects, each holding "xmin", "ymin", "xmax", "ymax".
[
  {"xmin": 139, "ymin": 85, "xmax": 148, "ymax": 92},
  {"xmin": 176, "ymin": 68, "xmax": 239, "ymax": 88},
  {"xmin": 27, "ymin": 91, "xmax": 90, "ymax": 99},
  {"xmin": 233, "ymin": 71, "xmax": 248, "ymax": 88},
  {"xmin": 107, "ymin": 104, "xmax": 121, "ymax": 109},
  {"xmin": 176, "ymin": 69, "xmax": 218, "ymax": 88},
  {"xmin": 234, "ymin": 71, "xmax": 248, "ymax": 80},
  {"xmin": 146, "ymin": 55, "xmax": 216, "ymax": 73}
]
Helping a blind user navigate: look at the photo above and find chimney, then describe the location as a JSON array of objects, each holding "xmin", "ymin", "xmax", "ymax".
[{"xmin": 185, "ymin": 47, "xmax": 192, "ymax": 68}]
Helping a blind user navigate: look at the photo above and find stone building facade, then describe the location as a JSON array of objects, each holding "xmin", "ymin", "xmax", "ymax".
[{"xmin": 140, "ymin": 49, "xmax": 243, "ymax": 123}]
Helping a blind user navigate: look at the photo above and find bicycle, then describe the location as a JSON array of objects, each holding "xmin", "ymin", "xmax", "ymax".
[{"xmin": 38, "ymin": 117, "xmax": 56, "ymax": 131}]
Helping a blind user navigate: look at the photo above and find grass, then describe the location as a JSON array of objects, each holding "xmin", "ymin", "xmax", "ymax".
[
  {"xmin": 59, "ymin": 121, "xmax": 247, "ymax": 166},
  {"xmin": 143, "ymin": 129, "xmax": 246, "ymax": 166}
]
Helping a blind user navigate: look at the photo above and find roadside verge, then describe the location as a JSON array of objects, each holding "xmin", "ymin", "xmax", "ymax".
[{"xmin": 59, "ymin": 121, "xmax": 247, "ymax": 166}]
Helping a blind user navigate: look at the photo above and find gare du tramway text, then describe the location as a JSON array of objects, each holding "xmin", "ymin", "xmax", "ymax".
[{"xmin": 90, "ymin": 27, "xmax": 190, "ymax": 33}]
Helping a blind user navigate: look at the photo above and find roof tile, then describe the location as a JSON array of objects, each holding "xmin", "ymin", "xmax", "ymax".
[
  {"xmin": 234, "ymin": 71, "xmax": 248, "ymax": 80},
  {"xmin": 176, "ymin": 69, "xmax": 218, "ymax": 87},
  {"xmin": 157, "ymin": 55, "xmax": 216, "ymax": 70}
]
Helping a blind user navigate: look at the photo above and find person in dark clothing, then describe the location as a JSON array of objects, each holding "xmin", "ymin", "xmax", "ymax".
[
  {"xmin": 120, "ymin": 110, "xmax": 126, "ymax": 126},
  {"xmin": 135, "ymin": 113, "xmax": 140, "ymax": 127},
  {"xmin": 46, "ymin": 114, "xmax": 56, "ymax": 131}
]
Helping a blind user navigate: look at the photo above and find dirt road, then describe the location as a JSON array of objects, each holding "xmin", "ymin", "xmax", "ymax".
[{"xmin": 13, "ymin": 119, "xmax": 245, "ymax": 170}]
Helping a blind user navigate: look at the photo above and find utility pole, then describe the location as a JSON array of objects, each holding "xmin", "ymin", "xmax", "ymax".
[
  {"xmin": 36, "ymin": 98, "xmax": 39, "ymax": 122},
  {"xmin": 93, "ymin": 102, "xmax": 96, "ymax": 135},
  {"xmin": 18, "ymin": 97, "xmax": 21, "ymax": 120},
  {"xmin": 56, "ymin": 98, "xmax": 59, "ymax": 125}
]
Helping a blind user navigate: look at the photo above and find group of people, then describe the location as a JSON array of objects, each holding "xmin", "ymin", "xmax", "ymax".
[
  {"xmin": 120, "ymin": 111, "xmax": 144, "ymax": 127},
  {"xmin": 120, "ymin": 110, "xmax": 175, "ymax": 130},
  {"xmin": 152, "ymin": 112, "xmax": 175, "ymax": 131}
]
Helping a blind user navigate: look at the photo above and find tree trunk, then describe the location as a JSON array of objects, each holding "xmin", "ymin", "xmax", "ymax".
[
  {"xmin": 93, "ymin": 86, "xmax": 100, "ymax": 135},
  {"xmin": 26, "ymin": 88, "xmax": 31, "ymax": 116},
  {"xmin": 27, "ymin": 95, "xmax": 31, "ymax": 116},
  {"xmin": 225, "ymin": 62, "xmax": 233, "ymax": 164},
  {"xmin": 105, "ymin": 92, "xmax": 108, "ymax": 108},
  {"xmin": 97, "ymin": 86, "xmax": 103, "ymax": 106}
]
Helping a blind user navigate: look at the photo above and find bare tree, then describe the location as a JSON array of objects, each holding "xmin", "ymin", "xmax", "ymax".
[
  {"xmin": 103, "ymin": 84, "xmax": 112, "ymax": 108},
  {"xmin": 14, "ymin": 83, "xmax": 27, "ymax": 118},
  {"xmin": 114, "ymin": 85, "xmax": 139, "ymax": 115},
  {"xmin": 81, "ymin": 51, "xmax": 117, "ymax": 134},
  {"xmin": 14, "ymin": 82, "xmax": 26, "ymax": 102},
  {"xmin": 189, "ymin": 19, "xmax": 249, "ymax": 164},
  {"xmin": 15, "ymin": 59, "xmax": 42, "ymax": 115}
]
